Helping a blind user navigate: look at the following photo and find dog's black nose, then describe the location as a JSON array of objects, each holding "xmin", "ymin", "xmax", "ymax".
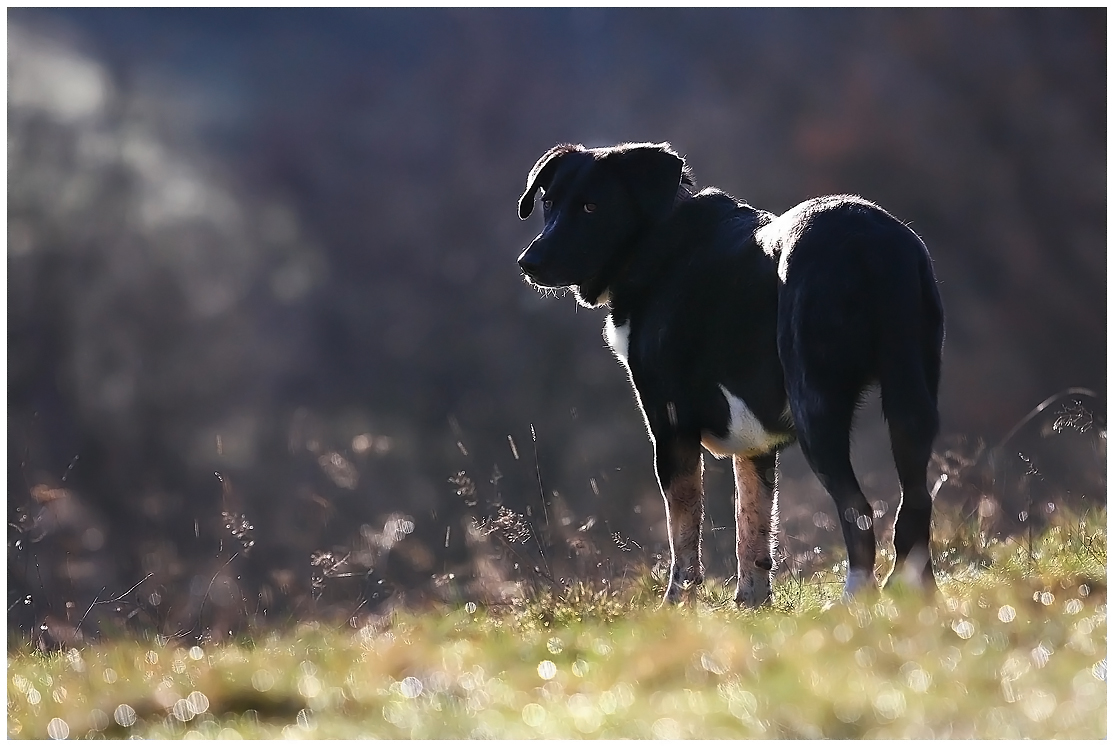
[{"xmin": 517, "ymin": 249, "xmax": 541, "ymax": 280}]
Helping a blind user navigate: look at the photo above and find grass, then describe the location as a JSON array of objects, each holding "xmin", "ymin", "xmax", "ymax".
[{"xmin": 8, "ymin": 512, "xmax": 1107, "ymax": 739}]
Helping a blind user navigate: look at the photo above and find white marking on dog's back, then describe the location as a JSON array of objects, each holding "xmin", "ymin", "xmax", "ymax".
[
  {"xmin": 603, "ymin": 315, "xmax": 630, "ymax": 363},
  {"xmin": 702, "ymin": 385, "xmax": 791, "ymax": 457}
]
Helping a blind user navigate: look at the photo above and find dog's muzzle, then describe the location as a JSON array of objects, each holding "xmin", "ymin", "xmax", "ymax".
[
  {"xmin": 517, "ymin": 246, "xmax": 544, "ymax": 283},
  {"xmin": 518, "ymin": 238, "xmax": 570, "ymax": 287}
]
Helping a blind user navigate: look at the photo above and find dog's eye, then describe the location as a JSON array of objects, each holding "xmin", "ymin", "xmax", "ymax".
[
  {"xmin": 583, "ymin": 203, "xmax": 597, "ymax": 213},
  {"xmin": 542, "ymin": 199, "xmax": 553, "ymax": 211}
]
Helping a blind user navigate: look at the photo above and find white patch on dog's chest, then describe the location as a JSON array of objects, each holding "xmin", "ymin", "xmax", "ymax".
[
  {"xmin": 603, "ymin": 315, "xmax": 630, "ymax": 363},
  {"xmin": 702, "ymin": 385, "xmax": 792, "ymax": 457}
]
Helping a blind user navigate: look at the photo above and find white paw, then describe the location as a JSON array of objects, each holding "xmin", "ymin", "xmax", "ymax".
[
  {"xmin": 842, "ymin": 569, "xmax": 876, "ymax": 599},
  {"xmin": 886, "ymin": 548, "xmax": 933, "ymax": 590}
]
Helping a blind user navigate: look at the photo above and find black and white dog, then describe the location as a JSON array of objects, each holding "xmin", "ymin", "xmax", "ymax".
[{"xmin": 516, "ymin": 142, "xmax": 944, "ymax": 606}]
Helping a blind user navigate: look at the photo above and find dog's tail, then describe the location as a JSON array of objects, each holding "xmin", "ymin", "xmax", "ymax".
[
  {"xmin": 913, "ymin": 250, "xmax": 944, "ymax": 403},
  {"xmin": 877, "ymin": 236, "xmax": 944, "ymax": 445}
]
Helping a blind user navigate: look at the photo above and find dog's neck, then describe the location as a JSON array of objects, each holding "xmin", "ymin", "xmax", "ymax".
[
  {"xmin": 606, "ymin": 191, "xmax": 770, "ymax": 317},
  {"xmin": 592, "ymin": 183, "xmax": 700, "ymax": 309}
]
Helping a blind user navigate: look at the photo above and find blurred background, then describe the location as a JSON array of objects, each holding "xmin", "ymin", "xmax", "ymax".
[{"xmin": 8, "ymin": 8, "xmax": 1106, "ymax": 645}]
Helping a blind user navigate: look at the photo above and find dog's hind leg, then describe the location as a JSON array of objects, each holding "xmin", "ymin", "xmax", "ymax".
[
  {"xmin": 881, "ymin": 355, "xmax": 941, "ymax": 594},
  {"xmin": 654, "ymin": 437, "xmax": 705, "ymax": 604},
  {"xmin": 733, "ymin": 451, "xmax": 778, "ymax": 607},
  {"xmin": 880, "ymin": 257, "xmax": 943, "ymax": 595},
  {"xmin": 791, "ymin": 390, "xmax": 878, "ymax": 598}
]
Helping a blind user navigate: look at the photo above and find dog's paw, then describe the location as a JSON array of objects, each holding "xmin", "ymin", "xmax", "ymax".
[
  {"xmin": 884, "ymin": 561, "xmax": 940, "ymax": 599},
  {"xmin": 663, "ymin": 580, "xmax": 700, "ymax": 605},
  {"xmin": 842, "ymin": 569, "xmax": 878, "ymax": 600},
  {"xmin": 734, "ymin": 569, "xmax": 773, "ymax": 608},
  {"xmin": 663, "ymin": 566, "xmax": 703, "ymax": 605},
  {"xmin": 663, "ymin": 584, "xmax": 684, "ymax": 605}
]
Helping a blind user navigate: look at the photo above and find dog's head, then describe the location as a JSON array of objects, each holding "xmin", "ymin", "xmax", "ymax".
[{"xmin": 517, "ymin": 142, "xmax": 690, "ymax": 307}]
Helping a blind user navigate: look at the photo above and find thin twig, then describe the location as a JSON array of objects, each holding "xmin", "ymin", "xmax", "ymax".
[
  {"xmin": 529, "ymin": 424, "xmax": 553, "ymax": 580},
  {"xmin": 77, "ymin": 573, "xmax": 154, "ymax": 630},
  {"xmin": 321, "ymin": 570, "xmax": 374, "ymax": 579},
  {"xmin": 194, "ymin": 552, "xmax": 240, "ymax": 636},
  {"xmin": 492, "ymin": 530, "xmax": 557, "ymax": 587},
  {"xmin": 61, "ymin": 454, "xmax": 80, "ymax": 483}
]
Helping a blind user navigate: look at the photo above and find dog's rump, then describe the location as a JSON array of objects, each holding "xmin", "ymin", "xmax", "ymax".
[{"xmin": 756, "ymin": 194, "xmax": 942, "ymax": 388}]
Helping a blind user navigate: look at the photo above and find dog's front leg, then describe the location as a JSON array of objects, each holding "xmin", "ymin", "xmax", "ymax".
[
  {"xmin": 654, "ymin": 437, "xmax": 705, "ymax": 604},
  {"xmin": 734, "ymin": 451, "xmax": 778, "ymax": 607}
]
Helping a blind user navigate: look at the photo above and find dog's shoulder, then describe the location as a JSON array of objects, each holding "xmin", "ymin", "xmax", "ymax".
[
  {"xmin": 612, "ymin": 189, "xmax": 775, "ymax": 305},
  {"xmin": 672, "ymin": 187, "xmax": 759, "ymax": 222},
  {"xmin": 658, "ymin": 189, "xmax": 772, "ymax": 256}
]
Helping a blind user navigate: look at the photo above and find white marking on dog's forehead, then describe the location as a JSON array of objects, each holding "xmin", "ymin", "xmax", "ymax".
[
  {"xmin": 603, "ymin": 315, "xmax": 630, "ymax": 363},
  {"xmin": 702, "ymin": 385, "xmax": 792, "ymax": 458}
]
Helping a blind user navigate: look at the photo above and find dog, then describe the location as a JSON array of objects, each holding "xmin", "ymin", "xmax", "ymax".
[{"xmin": 516, "ymin": 141, "xmax": 944, "ymax": 606}]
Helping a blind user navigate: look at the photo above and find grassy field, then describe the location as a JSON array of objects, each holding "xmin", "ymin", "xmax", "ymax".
[{"xmin": 8, "ymin": 512, "xmax": 1106, "ymax": 739}]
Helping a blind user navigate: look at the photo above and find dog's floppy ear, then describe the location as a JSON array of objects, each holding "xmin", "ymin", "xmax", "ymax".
[
  {"xmin": 606, "ymin": 142, "xmax": 687, "ymax": 219},
  {"xmin": 518, "ymin": 143, "xmax": 583, "ymax": 220}
]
